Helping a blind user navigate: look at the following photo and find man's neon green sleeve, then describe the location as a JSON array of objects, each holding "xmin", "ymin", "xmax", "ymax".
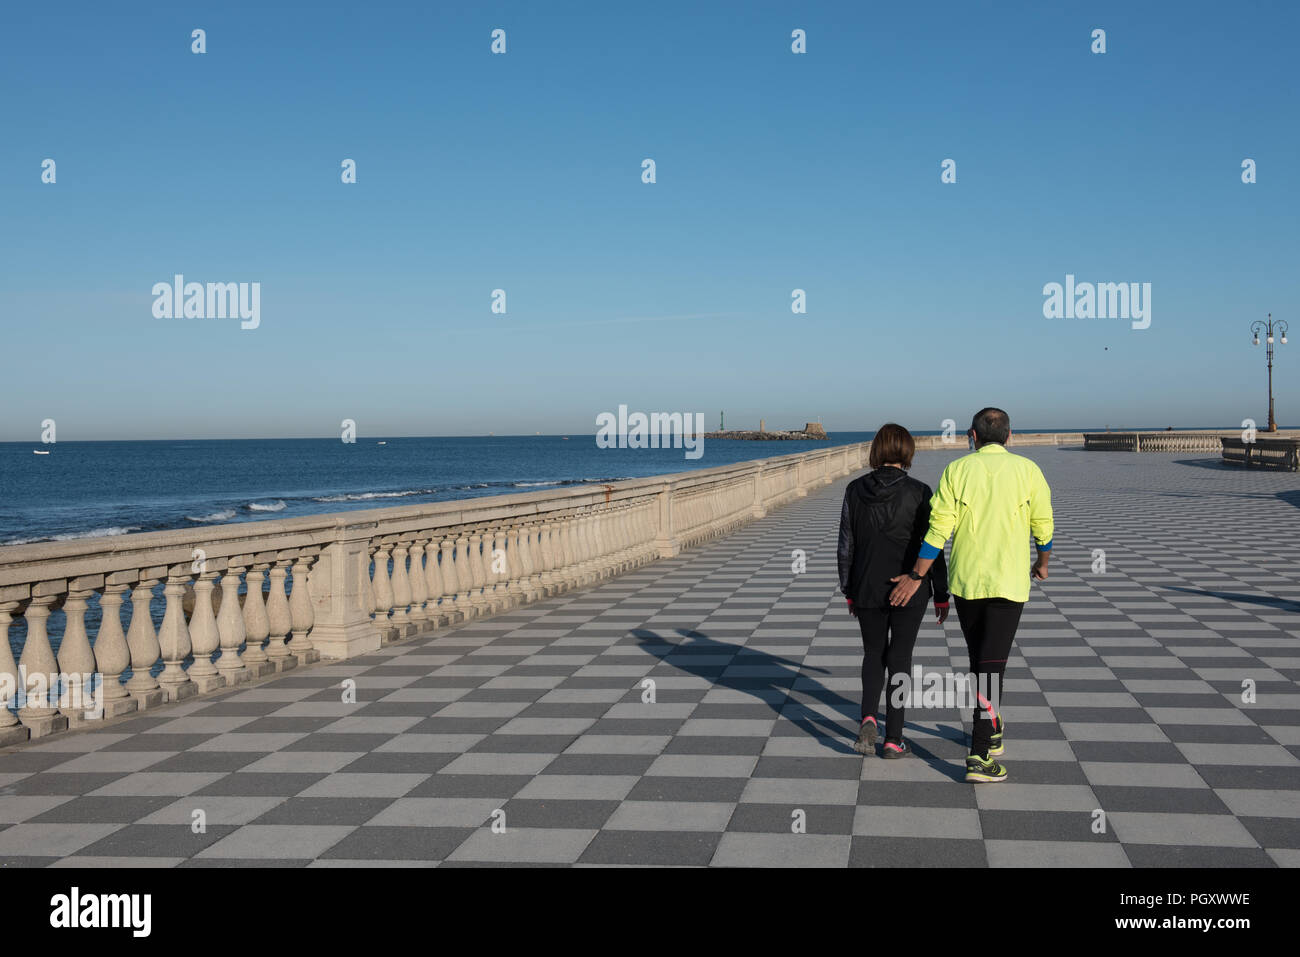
[
  {"xmin": 1029, "ymin": 466, "xmax": 1054, "ymax": 547},
  {"xmin": 923, "ymin": 463, "xmax": 958, "ymax": 552}
]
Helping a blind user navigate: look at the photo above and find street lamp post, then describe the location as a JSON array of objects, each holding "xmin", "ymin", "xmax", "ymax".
[{"xmin": 1251, "ymin": 314, "xmax": 1289, "ymax": 432}]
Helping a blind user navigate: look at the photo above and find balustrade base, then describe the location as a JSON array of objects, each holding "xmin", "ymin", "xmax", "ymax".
[
  {"xmin": 160, "ymin": 681, "xmax": 199, "ymax": 703},
  {"xmin": 189, "ymin": 674, "xmax": 228, "ymax": 695},
  {"xmin": 310, "ymin": 630, "xmax": 380, "ymax": 661},
  {"xmin": 291, "ymin": 648, "xmax": 322, "ymax": 666},
  {"xmin": 0, "ymin": 724, "xmax": 30, "ymax": 746},
  {"xmin": 129, "ymin": 688, "xmax": 166, "ymax": 710},
  {"xmin": 244, "ymin": 661, "xmax": 275, "ymax": 679},
  {"xmin": 269, "ymin": 656, "xmax": 298, "ymax": 673},
  {"xmin": 100, "ymin": 696, "xmax": 139, "ymax": 719},
  {"xmin": 19, "ymin": 713, "xmax": 69, "ymax": 738}
]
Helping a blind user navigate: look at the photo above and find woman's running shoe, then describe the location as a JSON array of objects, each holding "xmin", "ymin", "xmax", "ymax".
[
  {"xmin": 853, "ymin": 717, "xmax": 878, "ymax": 755},
  {"xmin": 881, "ymin": 739, "xmax": 910, "ymax": 759},
  {"xmin": 965, "ymin": 753, "xmax": 1008, "ymax": 783}
]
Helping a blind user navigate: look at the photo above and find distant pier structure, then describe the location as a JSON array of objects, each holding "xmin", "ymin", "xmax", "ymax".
[{"xmin": 705, "ymin": 418, "xmax": 828, "ymax": 441}]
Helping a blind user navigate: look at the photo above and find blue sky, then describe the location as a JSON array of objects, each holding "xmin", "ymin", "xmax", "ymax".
[{"xmin": 1, "ymin": 0, "xmax": 1297, "ymax": 440}]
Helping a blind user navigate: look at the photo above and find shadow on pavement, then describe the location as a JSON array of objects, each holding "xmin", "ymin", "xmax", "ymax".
[
  {"xmin": 1160, "ymin": 585, "xmax": 1300, "ymax": 613},
  {"xmin": 630, "ymin": 627, "xmax": 968, "ymax": 773}
]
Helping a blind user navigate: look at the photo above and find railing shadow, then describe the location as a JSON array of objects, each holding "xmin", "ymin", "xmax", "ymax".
[
  {"xmin": 631, "ymin": 628, "xmax": 855, "ymax": 750},
  {"xmin": 1159, "ymin": 585, "xmax": 1300, "ymax": 614}
]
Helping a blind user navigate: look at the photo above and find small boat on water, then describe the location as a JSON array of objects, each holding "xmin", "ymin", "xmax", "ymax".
[
  {"xmin": 377, "ymin": 441, "xmax": 386, "ymax": 445},
  {"xmin": 33, "ymin": 449, "xmax": 50, "ymax": 455}
]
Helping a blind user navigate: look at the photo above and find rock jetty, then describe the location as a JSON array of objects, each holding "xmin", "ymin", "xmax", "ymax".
[{"xmin": 705, "ymin": 422, "xmax": 828, "ymax": 441}]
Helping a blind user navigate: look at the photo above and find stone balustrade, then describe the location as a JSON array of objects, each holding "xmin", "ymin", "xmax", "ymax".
[
  {"xmin": 3, "ymin": 427, "xmax": 1251, "ymax": 744},
  {"xmin": 1081, "ymin": 431, "xmax": 1251, "ymax": 452},
  {"xmin": 0, "ymin": 442, "xmax": 872, "ymax": 743}
]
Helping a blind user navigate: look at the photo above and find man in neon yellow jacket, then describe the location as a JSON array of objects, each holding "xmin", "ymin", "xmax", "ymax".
[{"xmin": 887, "ymin": 408, "xmax": 1054, "ymax": 783}]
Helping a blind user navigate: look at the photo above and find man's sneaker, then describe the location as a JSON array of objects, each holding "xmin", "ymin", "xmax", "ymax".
[
  {"xmin": 988, "ymin": 714, "xmax": 1005, "ymax": 757},
  {"xmin": 853, "ymin": 718, "xmax": 878, "ymax": 756},
  {"xmin": 965, "ymin": 753, "xmax": 1008, "ymax": 783},
  {"xmin": 881, "ymin": 739, "xmax": 910, "ymax": 759}
]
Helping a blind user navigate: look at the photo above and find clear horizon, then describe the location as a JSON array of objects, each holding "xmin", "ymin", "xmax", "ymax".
[{"xmin": 0, "ymin": 424, "xmax": 1280, "ymax": 444}]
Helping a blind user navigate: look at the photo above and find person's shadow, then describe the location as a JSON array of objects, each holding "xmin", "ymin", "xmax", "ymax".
[{"xmin": 631, "ymin": 627, "xmax": 964, "ymax": 773}]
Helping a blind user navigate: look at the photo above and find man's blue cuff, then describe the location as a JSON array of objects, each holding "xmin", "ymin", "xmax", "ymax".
[
  {"xmin": 918, "ymin": 541, "xmax": 941, "ymax": 560},
  {"xmin": 1036, "ymin": 540, "xmax": 1053, "ymax": 553}
]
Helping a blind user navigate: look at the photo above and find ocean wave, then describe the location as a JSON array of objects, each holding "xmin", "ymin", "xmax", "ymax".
[
  {"xmin": 3, "ymin": 526, "xmax": 143, "ymax": 546},
  {"xmin": 246, "ymin": 500, "xmax": 286, "ymax": 512},
  {"xmin": 313, "ymin": 489, "xmax": 434, "ymax": 503},
  {"xmin": 186, "ymin": 508, "xmax": 237, "ymax": 523}
]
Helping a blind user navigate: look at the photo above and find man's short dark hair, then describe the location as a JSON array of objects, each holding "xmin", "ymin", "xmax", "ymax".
[{"xmin": 971, "ymin": 408, "xmax": 1010, "ymax": 446}]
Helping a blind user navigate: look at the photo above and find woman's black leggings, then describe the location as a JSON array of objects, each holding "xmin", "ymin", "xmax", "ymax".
[{"xmin": 856, "ymin": 602, "xmax": 925, "ymax": 742}]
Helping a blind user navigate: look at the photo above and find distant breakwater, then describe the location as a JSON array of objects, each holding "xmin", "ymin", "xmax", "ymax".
[{"xmin": 706, "ymin": 422, "xmax": 829, "ymax": 441}]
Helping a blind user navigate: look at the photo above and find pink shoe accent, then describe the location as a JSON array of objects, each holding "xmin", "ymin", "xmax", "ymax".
[
  {"xmin": 861, "ymin": 715, "xmax": 877, "ymax": 726},
  {"xmin": 883, "ymin": 742, "xmax": 904, "ymax": 753}
]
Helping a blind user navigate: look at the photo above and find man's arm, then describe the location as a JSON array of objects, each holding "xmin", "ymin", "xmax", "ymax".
[
  {"xmin": 1029, "ymin": 465, "xmax": 1054, "ymax": 580},
  {"xmin": 889, "ymin": 468, "xmax": 957, "ymax": 605}
]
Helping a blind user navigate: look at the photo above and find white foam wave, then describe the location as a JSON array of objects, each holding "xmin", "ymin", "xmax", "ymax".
[
  {"xmin": 3, "ymin": 526, "xmax": 143, "ymax": 546},
  {"xmin": 246, "ymin": 500, "xmax": 286, "ymax": 512},
  {"xmin": 312, "ymin": 489, "xmax": 429, "ymax": 503},
  {"xmin": 186, "ymin": 509, "xmax": 238, "ymax": 523}
]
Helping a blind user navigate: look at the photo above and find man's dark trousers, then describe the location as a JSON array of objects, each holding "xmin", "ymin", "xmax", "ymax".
[{"xmin": 954, "ymin": 596, "xmax": 1024, "ymax": 758}]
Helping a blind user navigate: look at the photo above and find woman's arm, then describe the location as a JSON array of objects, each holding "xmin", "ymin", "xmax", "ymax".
[{"xmin": 837, "ymin": 492, "xmax": 854, "ymax": 597}]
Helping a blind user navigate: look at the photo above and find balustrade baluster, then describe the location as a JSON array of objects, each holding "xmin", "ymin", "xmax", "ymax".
[
  {"xmin": 371, "ymin": 542, "xmax": 395, "ymax": 639},
  {"xmin": 408, "ymin": 538, "xmax": 430, "ymax": 626},
  {"xmin": 216, "ymin": 563, "xmax": 250, "ymax": 684},
  {"xmin": 440, "ymin": 537, "xmax": 465, "ymax": 624},
  {"xmin": 97, "ymin": 580, "xmax": 138, "ymax": 713},
  {"xmin": 157, "ymin": 569, "xmax": 197, "ymax": 701},
  {"xmin": 0, "ymin": 602, "xmax": 26, "ymax": 743},
  {"xmin": 265, "ymin": 558, "xmax": 296, "ymax": 671},
  {"xmin": 390, "ymin": 541, "xmax": 413, "ymax": 634},
  {"xmin": 288, "ymin": 551, "xmax": 320, "ymax": 664},
  {"xmin": 57, "ymin": 583, "xmax": 99, "ymax": 724},
  {"xmin": 18, "ymin": 594, "xmax": 67, "ymax": 735},
  {"xmin": 188, "ymin": 567, "xmax": 225, "ymax": 692},
  {"xmin": 423, "ymin": 539, "xmax": 447, "ymax": 627},
  {"xmin": 126, "ymin": 574, "xmax": 165, "ymax": 708},
  {"xmin": 242, "ymin": 562, "xmax": 274, "ymax": 676}
]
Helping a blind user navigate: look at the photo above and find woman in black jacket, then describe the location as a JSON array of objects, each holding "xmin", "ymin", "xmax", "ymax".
[{"xmin": 837, "ymin": 423, "xmax": 949, "ymax": 757}]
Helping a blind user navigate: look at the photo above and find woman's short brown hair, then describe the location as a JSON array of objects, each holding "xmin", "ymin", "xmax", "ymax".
[{"xmin": 869, "ymin": 423, "xmax": 915, "ymax": 469}]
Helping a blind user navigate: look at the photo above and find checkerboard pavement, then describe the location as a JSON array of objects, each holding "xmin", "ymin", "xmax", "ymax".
[{"xmin": 2, "ymin": 447, "xmax": 1298, "ymax": 867}]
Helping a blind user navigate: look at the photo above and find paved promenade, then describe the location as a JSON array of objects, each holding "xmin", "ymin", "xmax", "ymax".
[{"xmin": 2, "ymin": 448, "xmax": 1298, "ymax": 867}]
